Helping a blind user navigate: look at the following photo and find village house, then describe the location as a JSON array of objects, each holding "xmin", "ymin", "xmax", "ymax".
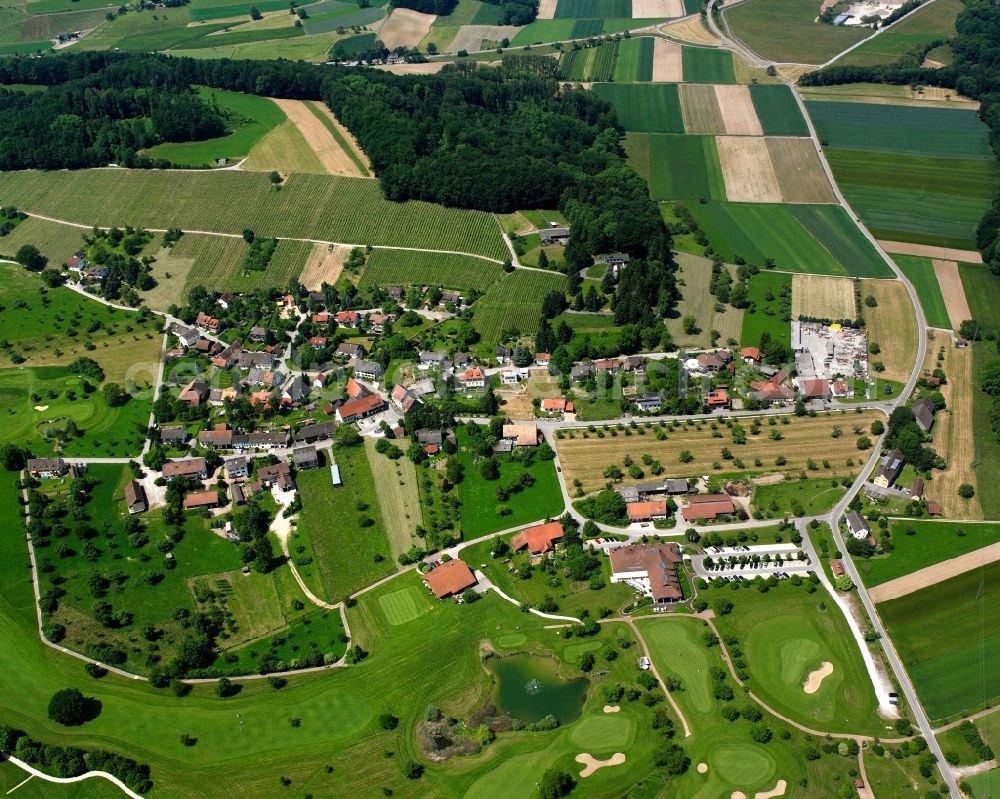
[
  {"xmin": 209, "ymin": 387, "xmax": 240, "ymax": 407},
  {"xmin": 367, "ymin": 313, "xmax": 394, "ymax": 335},
  {"xmin": 226, "ymin": 457, "xmax": 250, "ymax": 479},
  {"xmin": 178, "ymin": 379, "xmax": 210, "ymax": 406},
  {"xmin": 680, "ymin": 494, "xmax": 735, "ymax": 522},
  {"xmin": 534, "ymin": 353, "xmax": 551, "ymax": 367},
  {"xmin": 257, "ymin": 462, "xmax": 295, "ymax": 492},
  {"xmin": 594, "ymin": 358, "xmax": 619, "ymax": 374},
  {"xmin": 391, "ymin": 384, "xmax": 419, "ymax": 413},
  {"xmin": 740, "ymin": 347, "xmax": 761, "ymax": 365},
  {"xmin": 354, "ymin": 360, "xmax": 384, "ymax": 381},
  {"xmin": 541, "ymin": 397, "xmax": 573, "ymax": 415},
  {"xmin": 500, "ymin": 369, "xmax": 522, "ymax": 385},
  {"xmin": 336, "ymin": 342, "xmax": 365, "ymax": 360},
  {"xmin": 159, "ymin": 427, "xmax": 189, "ymax": 446},
  {"xmin": 831, "ymin": 380, "xmax": 852, "ymax": 398},
  {"xmin": 162, "ymin": 458, "xmax": 209, "ymax": 482},
  {"xmin": 26, "ymin": 458, "xmax": 68, "ymax": 479},
  {"xmin": 124, "ymin": 480, "xmax": 148, "ymax": 515},
  {"xmin": 346, "ymin": 378, "xmax": 369, "ymax": 400},
  {"xmin": 495, "ymin": 345, "xmax": 511, "ymax": 364},
  {"xmin": 501, "ymin": 423, "xmax": 539, "ymax": 447},
  {"xmin": 571, "ymin": 363, "xmax": 594, "ymax": 381},
  {"xmin": 424, "ymin": 559, "xmax": 477, "ymax": 599},
  {"xmin": 608, "ymin": 543, "xmax": 683, "ymax": 609},
  {"xmin": 199, "ymin": 424, "xmax": 234, "ymax": 449},
  {"xmin": 845, "ymin": 510, "xmax": 870, "ymax": 539},
  {"xmin": 622, "ymin": 355, "xmax": 646, "ymax": 374},
  {"xmin": 798, "ymin": 378, "xmax": 832, "ymax": 402},
  {"xmin": 195, "ymin": 311, "xmax": 221, "ymax": 333},
  {"xmin": 236, "ymin": 430, "xmax": 290, "ymax": 449},
  {"xmin": 293, "ymin": 446, "xmax": 320, "ymax": 470},
  {"xmin": 696, "ymin": 351, "xmax": 730, "ymax": 372},
  {"xmin": 336, "ymin": 393, "xmax": 386, "ymax": 424},
  {"xmin": 238, "ymin": 351, "xmax": 275, "ymax": 369},
  {"xmin": 704, "ymin": 389, "xmax": 730, "ymax": 410},
  {"xmin": 295, "ymin": 422, "xmax": 335, "ymax": 443},
  {"xmin": 511, "ymin": 522, "xmax": 564, "ymax": 555},
  {"xmin": 912, "ymin": 397, "xmax": 936, "ymax": 432},
  {"xmin": 457, "ymin": 367, "xmax": 485, "ymax": 390},
  {"xmin": 312, "ymin": 312, "xmax": 330, "ymax": 325},
  {"xmin": 172, "ymin": 324, "xmax": 200, "ymax": 348},
  {"xmin": 246, "ymin": 368, "xmax": 283, "ymax": 388},
  {"xmin": 335, "ymin": 310, "xmax": 361, "ymax": 328},
  {"xmin": 184, "ymin": 489, "xmax": 220, "ymax": 510},
  {"xmin": 249, "ymin": 326, "xmax": 268, "ymax": 343},
  {"xmin": 309, "ymin": 336, "xmax": 328, "ymax": 350},
  {"xmin": 873, "ymin": 449, "xmax": 905, "ymax": 489},
  {"xmin": 440, "ymin": 290, "xmax": 463, "ymax": 308},
  {"xmin": 911, "ymin": 478, "xmax": 924, "ymax": 502},
  {"xmin": 632, "ymin": 395, "xmax": 662, "ymax": 413},
  {"xmin": 419, "ymin": 351, "xmax": 447, "ymax": 370},
  {"xmin": 282, "ymin": 376, "xmax": 309, "ymax": 405},
  {"xmin": 626, "ymin": 500, "xmax": 669, "ymax": 523}
]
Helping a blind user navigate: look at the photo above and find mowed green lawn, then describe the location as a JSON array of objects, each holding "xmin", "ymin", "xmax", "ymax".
[
  {"xmin": 879, "ymin": 560, "xmax": 1000, "ymax": 721},
  {"xmin": 741, "ymin": 271, "xmax": 791, "ymax": 347},
  {"xmin": 592, "ymin": 83, "xmax": 684, "ymax": 133},
  {"xmin": 143, "ymin": 89, "xmax": 285, "ymax": 166},
  {"xmin": 296, "ymin": 446, "xmax": 396, "ymax": 600},
  {"xmin": 706, "ymin": 582, "xmax": 882, "ymax": 733},
  {"xmin": 857, "ymin": 521, "xmax": 1000, "ymax": 587},
  {"xmin": 894, "ymin": 254, "xmax": 951, "ymax": 329},
  {"xmin": 725, "ymin": 0, "xmax": 868, "ymax": 63}
]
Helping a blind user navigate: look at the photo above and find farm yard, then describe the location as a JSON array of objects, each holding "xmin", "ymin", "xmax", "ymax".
[
  {"xmin": 833, "ymin": 0, "xmax": 963, "ymax": 67},
  {"xmin": 0, "ymin": 169, "xmax": 510, "ymax": 261},
  {"xmin": 791, "ymin": 274, "xmax": 856, "ymax": 321},
  {"xmin": 724, "ymin": 0, "xmax": 869, "ymax": 63},
  {"xmin": 358, "ymin": 249, "xmax": 504, "ymax": 293},
  {"xmin": 471, "ymin": 269, "xmax": 567, "ymax": 342},
  {"xmin": 554, "ymin": 410, "xmax": 882, "ymax": 492},
  {"xmin": 863, "ymin": 279, "xmax": 919, "ymax": 384},
  {"xmin": 878, "ymin": 559, "xmax": 1000, "ymax": 721}
]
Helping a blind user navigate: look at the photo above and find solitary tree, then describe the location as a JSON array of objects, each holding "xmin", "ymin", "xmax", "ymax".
[
  {"xmin": 539, "ymin": 767, "xmax": 576, "ymax": 799},
  {"xmin": 15, "ymin": 244, "xmax": 46, "ymax": 271},
  {"xmin": 47, "ymin": 688, "xmax": 91, "ymax": 726}
]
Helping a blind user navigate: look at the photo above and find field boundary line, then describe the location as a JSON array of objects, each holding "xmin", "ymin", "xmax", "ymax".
[
  {"xmin": 868, "ymin": 541, "xmax": 1000, "ymax": 603},
  {"xmin": 1, "ymin": 755, "xmax": 145, "ymax": 799}
]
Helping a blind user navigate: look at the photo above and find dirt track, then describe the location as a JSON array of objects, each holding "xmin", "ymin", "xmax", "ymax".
[
  {"xmin": 870, "ymin": 541, "xmax": 1000, "ymax": 603},
  {"xmin": 932, "ymin": 259, "xmax": 972, "ymax": 330}
]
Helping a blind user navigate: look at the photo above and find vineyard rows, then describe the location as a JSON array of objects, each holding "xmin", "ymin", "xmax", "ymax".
[
  {"xmin": 471, "ymin": 270, "xmax": 567, "ymax": 342},
  {"xmin": 179, "ymin": 235, "xmax": 249, "ymax": 294},
  {"xmin": 0, "ymin": 217, "xmax": 85, "ymax": 265},
  {"xmin": 227, "ymin": 240, "xmax": 314, "ymax": 293},
  {"xmin": 359, "ymin": 250, "xmax": 504, "ymax": 293},
  {"xmin": 0, "ymin": 170, "xmax": 509, "ymax": 261}
]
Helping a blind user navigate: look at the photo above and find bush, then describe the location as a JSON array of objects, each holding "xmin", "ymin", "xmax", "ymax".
[
  {"xmin": 48, "ymin": 688, "xmax": 94, "ymax": 726},
  {"xmin": 539, "ymin": 767, "xmax": 575, "ymax": 798}
]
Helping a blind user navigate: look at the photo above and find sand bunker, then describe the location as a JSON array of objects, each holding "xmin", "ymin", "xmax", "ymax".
[
  {"xmin": 697, "ymin": 762, "xmax": 709, "ymax": 774},
  {"xmin": 803, "ymin": 662, "xmax": 833, "ymax": 694},
  {"xmin": 731, "ymin": 793, "xmax": 747, "ymax": 799},
  {"xmin": 756, "ymin": 780, "xmax": 788, "ymax": 799},
  {"xmin": 34, "ymin": 405, "xmax": 49, "ymax": 411},
  {"xmin": 576, "ymin": 753, "xmax": 626, "ymax": 778},
  {"xmin": 603, "ymin": 705, "xmax": 620, "ymax": 714}
]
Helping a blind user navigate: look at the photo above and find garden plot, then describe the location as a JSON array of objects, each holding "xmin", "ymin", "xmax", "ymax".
[
  {"xmin": 932, "ymin": 259, "xmax": 972, "ymax": 330},
  {"xmin": 651, "ymin": 37, "xmax": 683, "ymax": 81},
  {"xmin": 791, "ymin": 274, "xmax": 855, "ymax": 321},
  {"xmin": 716, "ymin": 136, "xmax": 781, "ymax": 202},
  {"xmin": 378, "ymin": 8, "xmax": 436, "ymax": 49}
]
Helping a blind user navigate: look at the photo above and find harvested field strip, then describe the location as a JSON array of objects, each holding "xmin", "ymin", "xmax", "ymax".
[
  {"xmin": 644, "ymin": 134, "xmax": 726, "ymax": 200},
  {"xmin": 661, "ymin": 15, "xmax": 718, "ymax": 45},
  {"xmin": 682, "ymin": 45, "xmax": 734, "ymax": 82},
  {"xmin": 0, "ymin": 169, "xmax": 509, "ymax": 261},
  {"xmin": 632, "ymin": 0, "xmax": 684, "ymax": 16},
  {"xmin": 592, "ymin": 83, "xmax": 683, "ymax": 133},
  {"xmin": 378, "ymin": 8, "xmax": 436, "ymax": 49},
  {"xmin": 766, "ymin": 137, "xmax": 836, "ymax": 204},
  {"xmin": 879, "ymin": 240, "xmax": 983, "ymax": 264},
  {"xmin": 932, "ymin": 259, "xmax": 972, "ymax": 331},
  {"xmin": 304, "ymin": 101, "xmax": 371, "ymax": 177},
  {"xmin": 365, "ymin": 438, "xmax": 422, "ymax": 560},
  {"xmin": 359, "ymin": 249, "xmax": 503, "ymax": 292},
  {"xmin": 242, "ymin": 119, "xmax": 326, "ymax": 174},
  {"xmin": 300, "ymin": 243, "xmax": 351, "ymax": 290},
  {"xmin": 716, "ymin": 135, "xmax": 781, "ymax": 203},
  {"xmin": 614, "ymin": 35, "xmax": 654, "ymax": 82},
  {"xmin": 893, "ymin": 255, "xmax": 950, "ymax": 329},
  {"xmin": 555, "ymin": 410, "xmax": 882, "ymax": 492},
  {"xmin": 538, "ymin": 0, "xmax": 557, "ymax": 17},
  {"xmin": 679, "ymin": 83, "xmax": 726, "ymax": 134},
  {"xmin": 749, "ymin": 84, "xmax": 809, "ymax": 137},
  {"xmin": 271, "ymin": 98, "xmax": 366, "ymax": 177},
  {"xmin": 788, "ymin": 205, "xmax": 891, "ymax": 278},
  {"xmin": 0, "ymin": 216, "xmax": 83, "ymax": 266},
  {"xmin": 863, "ymin": 279, "xmax": 918, "ymax": 384},
  {"xmin": 791, "ymin": 274, "xmax": 855, "ymax": 321},
  {"xmin": 715, "ymin": 84, "xmax": 762, "ymax": 135},
  {"xmin": 651, "ymin": 37, "xmax": 683, "ymax": 81},
  {"xmin": 799, "ymin": 83, "xmax": 979, "ymax": 109},
  {"xmin": 871, "ymin": 541, "xmax": 1000, "ymax": 602}
]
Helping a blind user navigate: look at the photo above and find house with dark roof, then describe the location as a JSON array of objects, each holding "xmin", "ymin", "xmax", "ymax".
[
  {"xmin": 159, "ymin": 427, "xmax": 189, "ymax": 446},
  {"xmin": 238, "ymin": 351, "xmax": 275, "ymax": 369},
  {"xmin": 293, "ymin": 446, "xmax": 319, "ymax": 470},
  {"xmin": 26, "ymin": 458, "xmax": 68, "ymax": 479},
  {"xmin": 873, "ymin": 449, "xmax": 905, "ymax": 489},
  {"xmin": 295, "ymin": 422, "xmax": 335, "ymax": 443},
  {"xmin": 391, "ymin": 384, "xmax": 419, "ymax": 413},
  {"xmin": 257, "ymin": 462, "xmax": 295, "ymax": 491},
  {"xmin": 226, "ymin": 457, "xmax": 250, "ymax": 479},
  {"xmin": 336, "ymin": 342, "xmax": 365, "ymax": 360},
  {"xmin": 282, "ymin": 376, "xmax": 309, "ymax": 404},
  {"xmin": 845, "ymin": 510, "xmax": 869, "ymax": 539},
  {"xmin": 354, "ymin": 360, "xmax": 383, "ymax": 381},
  {"xmin": 124, "ymin": 480, "xmax": 147, "ymax": 515},
  {"xmin": 912, "ymin": 397, "xmax": 936, "ymax": 432},
  {"xmin": 178, "ymin": 379, "xmax": 210, "ymax": 406}
]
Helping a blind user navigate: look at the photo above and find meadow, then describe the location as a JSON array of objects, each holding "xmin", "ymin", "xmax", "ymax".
[
  {"xmin": 0, "ymin": 169, "xmax": 509, "ymax": 261},
  {"xmin": 864, "ymin": 279, "xmax": 919, "ymax": 384},
  {"xmin": 364, "ymin": 438, "xmax": 422, "ymax": 561},
  {"xmin": 835, "ymin": 0, "xmax": 962, "ymax": 66},
  {"xmin": 741, "ymin": 270, "xmax": 791, "ymax": 346},
  {"xmin": 629, "ymin": 134, "xmax": 726, "ymax": 201},
  {"xmin": 893, "ymin": 254, "xmax": 951, "ymax": 329},
  {"xmin": 681, "ymin": 46, "xmax": 735, "ymax": 83},
  {"xmin": 553, "ymin": 0, "xmax": 630, "ymax": 16},
  {"xmin": 748, "ymin": 84, "xmax": 809, "ymax": 137},
  {"xmin": 752, "ymin": 476, "xmax": 848, "ymax": 518},
  {"xmin": 0, "ymin": 216, "xmax": 85, "ymax": 267},
  {"xmin": 471, "ymin": 269, "xmax": 567, "ymax": 342},
  {"xmin": 972, "ymin": 344, "xmax": 1000, "ymax": 521},
  {"xmin": 878, "ymin": 559, "xmax": 1000, "ymax": 721},
  {"xmin": 295, "ymin": 446, "xmax": 396, "ymax": 601},
  {"xmin": 960, "ymin": 263, "xmax": 1000, "ymax": 334},
  {"xmin": 725, "ymin": 0, "xmax": 868, "ymax": 63},
  {"xmin": 359, "ymin": 249, "xmax": 504, "ymax": 293},
  {"xmin": 592, "ymin": 83, "xmax": 684, "ymax": 133},
  {"xmin": 555, "ymin": 410, "xmax": 882, "ymax": 492},
  {"xmin": 857, "ymin": 521, "xmax": 1000, "ymax": 587},
  {"xmin": 613, "ymin": 35, "xmax": 653, "ymax": 82}
]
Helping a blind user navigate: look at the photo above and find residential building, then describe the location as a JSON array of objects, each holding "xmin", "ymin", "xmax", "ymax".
[
  {"xmin": 336, "ymin": 342, "xmax": 365, "ymax": 360},
  {"xmin": 246, "ymin": 367, "xmax": 283, "ymax": 387},
  {"xmin": 295, "ymin": 422, "xmax": 335, "ymax": 443},
  {"xmin": 740, "ymin": 347, "xmax": 761, "ymax": 364},
  {"xmin": 911, "ymin": 478, "xmax": 924, "ymax": 501},
  {"xmin": 419, "ymin": 351, "xmax": 447, "ymax": 369},
  {"xmin": 335, "ymin": 310, "xmax": 360, "ymax": 328},
  {"xmin": 195, "ymin": 311, "xmax": 221, "ymax": 332},
  {"xmin": 440, "ymin": 290, "xmax": 463, "ymax": 308},
  {"xmin": 424, "ymin": 559, "xmax": 477, "ymax": 599},
  {"xmin": 500, "ymin": 370, "xmax": 522, "ymax": 385},
  {"xmin": 309, "ymin": 336, "xmax": 328, "ymax": 350},
  {"xmin": 571, "ymin": 363, "xmax": 594, "ymax": 381},
  {"xmin": 282, "ymin": 376, "xmax": 309, "ymax": 404},
  {"xmin": 199, "ymin": 424, "xmax": 234, "ymax": 449},
  {"xmin": 159, "ymin": 427, "xmax": 189, "ymax": 446},
  {"xmin": 534, "ymin": 353, "xmax": 551, "ymax": 367},
  {"xmin": 539, "ymin": 226, "xmax": 569, "ymax": 245},
  {"xmin": 704, "ymin": 389, "xmax": 729, "ymax": 410},
  {"xmin": 172, "ymin": 324, "xmax": 200, "ymax": 348},
  {"xmin": 391, "ymin": 384, "xmax": 419, "ymax": 413},
  {"xmin": 845, "ymin": 510, "xmax": 869, "ymax": 539},
  {"xmin": 124, "ymin": 480, "xmax": 147, "ymax": 515},
  {"xmin": 26, "ymin": 458, "xmax": 68, "ymax": 479},
  {"xmin": 293, "ymin": 446, "xmax": 319, "ymax": 470},
  {"xmin": 622, "ymin": 356, "xmax": 645, "ymax": 373},
  {"xmin": 633, "ymin": 395, "xmax": 662, "ymax": 412},
  {"xmin": 831, "ymin": 380, "xmax": 852, "ymax": 398},
  {"xmin": 355, "ymin": 360, "xmax": 384, "ymax": 381},
  {"xmin": 226, "ymin": 457, "xmax": 250, "ymax": 479},
  {"xmin": 183, "ymin": 490, "xmax": 220, "ymax": 510},
  {"xmin": 257, "ymin": 462, "xmax": 295, "ymax": 491},
  {"xmin": 511, "ymin": 522, "xmax": 564, "ymax": 554},
  {"xmin": 608, "ymin": 543, "xmax": 683, "ymax": 609},
  {"xmin": 162, "ymin": 458, "xmax": 209, "ymax": 481},
  {"xmin": 367, "ymin": 313, "xmax": 393, "ymax": 334},
  {"xmin": 873, "ymin": 449, "xmax": 905, "ymax": 489},
  {"xmin": 748, "ymin": 386, "xmax": 795, "ymax": 405},
  {"xmin": 238, "ymin": 351, "xmax": 275, "ymax": 369},
  {"xmin": 626, "ymin": 501, "xmax": 669, "ymax": 522},
  {"xmin": 495, "ymin": 345, "xmax": 511, "ymax": 364},
  {"xmin": 680, "ymin": 494, "xmax": 735, "ymax": 522},
  {"xmin": 912, "ymin": 397, "xmax": 936, "ymax": 432},
  {"xmin": 798, "ymin": 378, "xmax": 832, "ymax": 401},
  {"xmin": 249, "ymin": 326, "xmax": 268, "ymax": 342},
  {"xmin": 541, "ymin": 398, "xmax": 573, "ymax": 414},
  {"xmin": 208, "ymin": 387, "xmax": 240, "ymax": 406},
  {"xmin": 336, "ymin": 393, "xmax": 386, "ymax": 424},
  {"xmin": 178, "ymin": 379, "xmax": 210, "ymax": 406},
  {"xmin": 501, "ymin": 423, "xmax": 539, "ymax": 447}
]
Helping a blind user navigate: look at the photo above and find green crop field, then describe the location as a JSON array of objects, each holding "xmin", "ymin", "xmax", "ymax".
[
  {"xmin": 960, "ymin": 264, "xmax": 1000, "ymax": 334},
  {"xmin": 879, "ymin": 560, "xmax": 1000, "ymax": 721},
  {"xmin": 613, "ymin": 35, "xmax": 653, "ymax": 81},
  {"xmin": 808, "ymin": 102, "xmax": 996, "ymax": 159},
  {"xmin": 725, "ymin": 0, "xmax": 869, "ymax": 63},
  {"xmin": 189, "ymin": 0, "xmax": 290, "ymax": 20},
  {"xmin": 741, "ymin": 270, "xmax": 792, "ymax": 346},
  {"xmin": 973, "ymin": 344, "xmax": 1000, "ymax": 521},
  {"xmin": 359, "ymin": 249, "xmax": 504, "ymax": 292},
  {"xmin": 894, "ymin": 254, "xmax": 951, "ymax": 329},
  {"xmin": 0, "ymin": 170, "xmax": 508, "ymax": 261},
  {"xmin": 835, "ymin": 0, "xmax": 962, "ymax": 66},
  {"xmin": 0, "ymin": 215, "xmax": 85, "ymax": 267},
  {"xmin": 592, "ymin": 83, "xmax": 684, "ymax": 133},
  {"xmin": 560, "ymin": 41, "xmax": 619, "ymax": 81},
  {"xmin": 631, "ymin": 134, "xmax": 726, "ymax": 201},
  {"xmin": 788, "ymin": 204, "xmax": 892, "ymax": 278},
  {"xmin": 554, "ymin": 0, "xmax": 630, "ymax": 16},
  {"xmin": 330, "ymin": 31, "xmax": 376, "ymax": 57},
  {"xmin": 510, "ymin": 18, "xmax": 576, "ymax": 44},
  {"xmin": 749, "ymin": 84, "xmax": 809, "ymax": 137},
  {"xmin": 296, "ymin": 447, "xmax": 395, "ymax": 601},
  {"xmin": 304, "ymin": 5, "xmax": 384, "ymax": 33},
  {"xmin": 682, "ymin": 46, "xmax": 735, "ymax": 83},
  {"xmin": 471, "ymin": 269, "xmax": 566, "ymax": 342},
  {"xmin": 857, "ymin": 521, "xmax": 1000, "ymax": 587},
  {"xmin": 227, "ymin": 238, "xmax": 313, "ymax": 292}
]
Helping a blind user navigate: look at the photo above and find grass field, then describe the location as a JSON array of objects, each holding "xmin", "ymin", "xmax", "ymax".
[
  {"xmin": 242, "ymin": 118, "xmax": 325, "ymax": 174},
  {"xmin": 554, "ymin": 0, "xmax": 631, "ymax": 16},
  {"xmin": 749, "ymin": 84, "xmax": 809, "ymax": 136},
  {"xmin": 471, "ymin": 269, "xmax": 566, "ymax": 342},
  {"xmin": 613, "ymin": 35, "xmax": 653, "ymax": 81},
  {"xmin": 0, "ymin": 216, "xmax": 86, "ymax": 267},
  {"xmin": 752, "ymin": 477, "xmax": 847, "ymax": 518},
  {"xmin": 960, "ymin": 263, "xmax": 1000, "ymax": 335},
  {"xmin": 741, "ymin": 270, "xmax": 791, "ymax": 347},
  {"xmin": 791, "ymin": 273, "xmax": 855, "ymax": 320},
  {"xmin": 864, "ymin": 279, "xmax": 919, "ymax": 384},
  {"xmin": 296, "ymin": 446, "xmax": 395, "ymax": 600},
  {"xmin": 556, "ymin": 410, "xmax": 882, "ymax": 491},
  {"xmin": 972, "ymin": 344, "xmax": 1000, "ymax": 521},
  {"xmin": 666, "ymin": 253, "xmax": 718, "ymax": 347},
  {"xmin": 0, "ymin": 759, "xmax": 129, "ymax": 797},
  {"xmin": 0, "ymin": 169, "xmax": 509, "ymax": 261},
  {"xmin": 725, "ymin": 0, "xmax": 867, "ymax": 63},
  {"xmin": 226, "ymin": 238, "xmax": 313, "ymax": 292},
  {"xmin": 863, "ymin": 748, "xmax": 941, "ymax": 798},
  {"xmin": 143, "ymin": 90, "xmax": 284, "ymax": 167},
  {"xmin": 858, "ymin": 521, "xmax": 1000, "ymax": 587},
  {"xmin": 376, "ymin": 583, "xmax": 433, "ymax": 626},
  {"xmin": 628, "ymin": 133, "xmax": 726, "ymax": 201},
  {"xmin": 592, "ymin": 83, "xmax": 684, "ymax": 133},
  {"xmin": 894, "ymin": 254, "xmax": 951, "ymax": 329},
  {"xmin": 878, "ymin": 559, "xmax": 1000, "ymax": 721},
  {"xmin": 365, "ymin": 438, "xmax": 422, "ymax": 561},
  {"xmin": 835, "ymin": 0, "xmax": 962, "ymax": 66},
  {"xmin": 359, "ymin": 249, "xmax": 503, "ymax": 293},
  {"xmin": 681, "ymin": 46, "xmax": 735, "ymax": 83}
]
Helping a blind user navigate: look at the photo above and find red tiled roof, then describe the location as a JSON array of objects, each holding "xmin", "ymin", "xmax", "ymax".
[
  {"xmin": 627, "ymin": 501, "xmax": 669, "ymax": 521},
  {"xmin": 682, "ymin": 494, "xmax": 735, "ymax": 520},
  {"xmin": 183, "ymin": 490, "xmax": 219, "ymax": 509},
  {"xmin": 424, "ymin": 559, "xmax": 477, "ymax": 599},
  {"xmin": 337, "ymin": 393, "xmax": 385, "ymax": 421},
  {"xmin": 741, "ymin": 347, "xmax": 761, "ymax": 361},
  {"xmin": 511, "ymin": 522, "xmax": 564, "ymax": 554}
]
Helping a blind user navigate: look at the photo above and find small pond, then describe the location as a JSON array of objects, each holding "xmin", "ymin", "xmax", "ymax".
[{"xmin": 488, "ymin": 653, "xmax": 587, "ymax": 724}]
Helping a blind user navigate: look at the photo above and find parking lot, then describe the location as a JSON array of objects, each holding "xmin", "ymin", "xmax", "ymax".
[{"xmin": 689, "ymin": 543, "xmax": 813, "ymax": 579}]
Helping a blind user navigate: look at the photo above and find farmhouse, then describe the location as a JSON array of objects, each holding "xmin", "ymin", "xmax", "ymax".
[
  {"xmin": 423, "ymin": 559, "xmax": 478, "ymax": 599},
  {"xmin": 626, "ymin": 501, "xmax": 669, "ymax": 522},
  {"xmin": 912, "ymin": 397, "xmax": 936, "ymax": 432},
  {"xmin": 162, "ymin": 458, "xmax": 209, "ymax": 481},
  {"xmin": 336, "ymin": 393, "xmax": 386, "ymax": 424},
  {"xmin": 539, "ymin": 226, "xmax": 569, "ymax": 245},
  {"xmin": 293, "ymin": 446, "xmax": 320, "ymax": 470},
  {"xmin": 178, "ymin": 379, "xmax": 210, "ymax": 406},
  {"xmin": 124, "ymin": 480, "xmax": 147, "ymax": 515},
  {"xmin": 680, "ymin": 494, "xmax": 735, "ymax": 522},
  {"xmin": 798, "ymin": 378, "xmax": 831, "ymax": 401},
  {"xmin": 511, "ymin": 522, "xmax": 564, "ymax": 555},
  {"xmin": 391, "ymin": 384, "xmax": 419, "ymax": 413},
  {"xmin": 873, "ymin": 449, "xmax": 905, "ymax": 489},
  {"xmin": 845, "ymin": 510, "xmax": 870, "ymax": 539},
  {"xmin": 212, "ymin": 340, "xmax": 243, "ymax": 369},
  {"xmin": 199, "ymin": 424, "xmax": 234, "ymax": 449},
  {"xmin": 501, "ymin": 423, "xmax": 539, "ymax": 447},
  {"xmin": 257, "ymin": 462, "xmax": 295, "ymax": 491},
  {"xmin": 183, "ymin": 490, "xmax": 220, "ymax": 510},
  {"xmin": 26, "ymin": 458, "xmax": 67, "ymax": 479},
  {"xmin": 608, "ymin": 543, "xmax": 683, "ymax": 609}
]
